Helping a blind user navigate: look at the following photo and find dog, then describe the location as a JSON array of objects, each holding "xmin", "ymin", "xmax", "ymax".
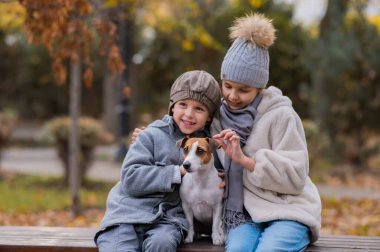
[{"xmin": 177, "ymin": 137, "xmax": 225, "ymax": 245}]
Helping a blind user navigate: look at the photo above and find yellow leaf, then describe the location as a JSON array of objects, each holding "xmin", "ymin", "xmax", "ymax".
[
  {"xmin": 182, "ymin": 39, "xmax": 194, "ymax": 51},
  {"xmin": 0, "ymin": 2, "xmax": 26, "ymax": 30},
  {"xmin": 368, "ymin": 15, "xmax": 380, "ymax": 34},
  {"xmin": 249, "ymin": 0, "xmax": 264, "ymax": 9}
]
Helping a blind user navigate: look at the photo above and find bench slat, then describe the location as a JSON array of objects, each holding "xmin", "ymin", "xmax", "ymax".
[{"xmin": 1, "ymin": 226, "xmax": 380, "ymax": 252}]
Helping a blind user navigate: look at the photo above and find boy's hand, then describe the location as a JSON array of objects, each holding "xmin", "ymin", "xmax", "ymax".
[
  {"xmin": 130, "ymin": 126, "xmax": 145, "ymax": 144},
  {"xmin": 179, "ymin": 166, "xmax": 187, "ymax": 177}
]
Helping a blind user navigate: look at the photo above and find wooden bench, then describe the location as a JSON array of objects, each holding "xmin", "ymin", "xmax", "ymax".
[{"xmin": 0, "ymin": 226, "xmax": 380, "ymax": 251}]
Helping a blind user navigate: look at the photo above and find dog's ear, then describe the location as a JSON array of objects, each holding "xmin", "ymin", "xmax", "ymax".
[
  {"xmin": 206, "ymin": 137, "xmax": 220, "ymax": 151},
  {"xmin": 176, "ymin": 136, "xmax": 189, "ymax": 149}
]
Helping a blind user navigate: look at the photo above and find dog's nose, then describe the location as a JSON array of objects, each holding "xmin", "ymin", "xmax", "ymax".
[{"xmin": 183, "ymin": 161, "xmax": 191, "ymax": 171}]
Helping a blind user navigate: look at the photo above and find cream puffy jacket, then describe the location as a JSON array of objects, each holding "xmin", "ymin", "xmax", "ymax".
[{"xmin": 211, "ymin": 86, "xmax": 321, "ymax": 243}]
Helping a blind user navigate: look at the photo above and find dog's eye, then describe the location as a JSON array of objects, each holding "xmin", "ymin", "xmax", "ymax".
[
  {"xmin": 196, "ymin": 148, "xmax": 205, "ymax": 155},
  {"xmin": 183, "ymin": 146, "xmax": 189, "ymax": 155}
]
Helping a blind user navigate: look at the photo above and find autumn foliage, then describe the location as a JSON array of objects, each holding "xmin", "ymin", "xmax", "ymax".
[{"xmin": 19, "ymin": 0, "xmax": 125, "ymax": 87}]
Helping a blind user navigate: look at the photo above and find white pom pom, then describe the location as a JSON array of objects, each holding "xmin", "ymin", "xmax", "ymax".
[{"xmin": 229, "ymin": 13, "xmax": 276, "ymax": 48}]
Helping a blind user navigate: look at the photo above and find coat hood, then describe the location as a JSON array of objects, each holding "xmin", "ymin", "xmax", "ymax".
[{"xmin": 258, "ymin": 86, "xmax": 292, "ymax": 115}]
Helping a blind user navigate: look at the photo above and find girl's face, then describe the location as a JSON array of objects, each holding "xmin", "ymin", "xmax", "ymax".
[
  {"xmin": 172, "ymin": 99, "xmax": 210, "ymax": 135},
  {"xmin": 222, "ymin": 80, "xmax": 260, "ymax": 110}
]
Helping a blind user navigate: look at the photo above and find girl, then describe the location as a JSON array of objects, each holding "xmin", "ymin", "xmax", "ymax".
[{"xmin": 212, "ymin": 13, "xmax": 321, "ymax": 252}]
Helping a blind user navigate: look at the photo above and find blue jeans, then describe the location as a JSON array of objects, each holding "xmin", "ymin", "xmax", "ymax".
[
  {"xmin": 96, "ymin": 222, "xmax": 183, "ymax": 252},
  {"xmin": 226, "ymin": 220, "xmax": 310, "ymax": 252}
]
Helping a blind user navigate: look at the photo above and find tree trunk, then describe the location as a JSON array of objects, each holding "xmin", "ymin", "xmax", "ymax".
[
  {"xmin": 102, "ymin": 69, "xmax": 120, "ymax": 137},
  {"xmin": 313, "ymin": 0, "xmax": 349, "ymax": 149},
  {"xmin": 320, "ymin": 1, "xmax": 348, "ymax": 39},
  {"xmin": 114, "ymin": 8, "xmax": 135, "ymax": 161},
  {"xmin": 69, "ymin": 59, "xmax": 82, "ymax": 217}
]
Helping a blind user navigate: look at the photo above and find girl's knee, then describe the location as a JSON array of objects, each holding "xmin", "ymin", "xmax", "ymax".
[
  {"xmin": 256, "ymin": 239, "xmax": 308, "ymax": 252},
  {"xmin": 226, "ymin": 240, "xmax": 253, "ymax": 252},
  {"xmin": 225, "ymin": 223, "xmax": 260, "ymax": 252},
  {"xmin": 226, "ymin": 234, "xmax": 255, "ymax": 252},
  {"xmin": 256, "ymin": 222, "xmax": 310, "ymax": 252}
]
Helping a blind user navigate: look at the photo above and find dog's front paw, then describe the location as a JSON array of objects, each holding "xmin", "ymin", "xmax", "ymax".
[
  {"xmin": 184, "ymin": 229, "xmax": 194, "ymax": 243},
  {"xmin": 212, "ymin": 231, "xmax": 226, "ymax": 245},
  {"xmin": 212, "ymin": 236, "xmax": 225, "ymax": 245},
  {"xmin": 184, "ymin": 235, "xmax": 194, "ymax": 243}
]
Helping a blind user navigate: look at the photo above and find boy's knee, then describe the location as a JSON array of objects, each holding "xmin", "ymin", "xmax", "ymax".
[{"xmin": 143, "ymin": 233, "xmax": 178, "ymax": 252}]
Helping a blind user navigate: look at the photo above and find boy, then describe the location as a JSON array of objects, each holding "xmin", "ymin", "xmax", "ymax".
[{"xmin": 95, "ymin": 70, "xmax": 222, "ymax": 252}]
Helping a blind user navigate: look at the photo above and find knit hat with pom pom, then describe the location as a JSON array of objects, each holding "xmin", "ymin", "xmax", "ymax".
[{"xmin": 221, "ymin": 13, "xmax": 276, "ymax": 88}]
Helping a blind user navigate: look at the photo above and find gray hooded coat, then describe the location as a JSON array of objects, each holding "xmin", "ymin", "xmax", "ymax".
[{"xmin": 98, "ymin": 115, "xmax": 202, "ymax": 235}]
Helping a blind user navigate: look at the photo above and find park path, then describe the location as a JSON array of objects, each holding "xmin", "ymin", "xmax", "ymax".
[
  {"xmin": 2, "ymin": 146, "xmax": 380, "ymax": 200},
  {"xmin": 1, "ymin": 145, "xmax": 121, "ymax": 183},
  {"xmin": 2, "ymin": 122, "xmax": 380, "ymax": 200}
]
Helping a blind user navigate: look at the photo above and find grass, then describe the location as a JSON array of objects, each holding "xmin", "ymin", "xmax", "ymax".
[
  {"xmin": 1, "ymin": 171, "xmax": 380, "ymax": 236},
  {"xmin": 0, "ymin": 172, "xmax": 114, "ymax": 213}
]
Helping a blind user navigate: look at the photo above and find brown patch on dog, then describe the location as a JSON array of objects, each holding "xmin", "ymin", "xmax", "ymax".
[{"xmin": 182, "ymin": 137, "xmax": 216, "ymax": 164}]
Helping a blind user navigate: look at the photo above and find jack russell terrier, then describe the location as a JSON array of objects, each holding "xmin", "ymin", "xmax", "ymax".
[{"xmin": 177, "ymin": 137, "xmax": 225, "ymax": 245}]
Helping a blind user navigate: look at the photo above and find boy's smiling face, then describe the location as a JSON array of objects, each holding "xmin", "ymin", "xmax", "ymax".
[
  {"xmin": 222, "ymin": 80, "xmax": 260, "ymax": 110},
  {"xmin": 172, "ymin": 99, "xmax": 210, "ymax": 135}
]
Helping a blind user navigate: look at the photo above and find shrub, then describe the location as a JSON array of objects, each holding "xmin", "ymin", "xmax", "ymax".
[
  {"xmin": 42, "ymin": 116, "xmax": 114, "ymax": 184},
  {"xmin": 303, "ymin": 119, "xmax": 331, "ymax": 169},
  {"xmin": 0, "ymin": 109, "xmax": 18, "ymax": 149}
]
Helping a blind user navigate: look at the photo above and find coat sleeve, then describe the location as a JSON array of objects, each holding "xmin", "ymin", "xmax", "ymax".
[
  {"xmin": 120, "ymin": 130, "xmax": 177, "ymax": 197},
  {"xmin": 245, "ymin": 109, "xmax": 309, "ymax": 195}
]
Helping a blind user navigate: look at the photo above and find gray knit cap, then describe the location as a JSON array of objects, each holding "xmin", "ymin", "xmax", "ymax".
[
  {"xmin": 169, "ymin": 70, "xmax": 222, "ymax": 117},
  {"xmin": 221, "ymin": 13, "xmax": 276, "ymax": 88}
]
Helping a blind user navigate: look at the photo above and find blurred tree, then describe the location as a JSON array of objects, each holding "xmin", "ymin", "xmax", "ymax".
[
  {"xmin": 132, "ymin": 0, "xmax": 312, "ymax": 119},
  {"xmin": 2, "ymin": 0, "xmax": 312, "ymax": 121},
  {"xmin": 0, "ymin": 1, "xmax": 113, "ymax": 119},
  {"xmin": 132, "ymin": 0, "xmax": 226, "ymax": 116},
  {"xmin": 305, "ymin": 0, "xmax": 380, "ymax": 170},
  {"xmin": 19, "ymin": 0, "xmax": 125, "ymax": 215},
  {"xmin": 267, "ymin": 3, "xmax": 312, "ymax": 117},
  {"xmin": 104, "ymin": 1, "xmax": 140, "ymax": 160}
]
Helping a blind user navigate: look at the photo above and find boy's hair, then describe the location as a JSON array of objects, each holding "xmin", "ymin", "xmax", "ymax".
[
  {"xmin": 168, "ymin": 70, "xmax": 222, "ymax": 118},
  {"xmin": 221, "ymin": 13, "xmax": 276, "ymax": 88}
]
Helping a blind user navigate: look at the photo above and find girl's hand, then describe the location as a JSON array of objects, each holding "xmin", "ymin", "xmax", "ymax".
[
  {"xmin": 213, "ymin": 129, "xmax": 255, "ymax": 172},
  {"xmin": 130, "ymin": 126, "xmax": 145, "ymax": 144},
  {"xmin": 213, "ymin": 129, "xmax": 244, "ymax": 161}
]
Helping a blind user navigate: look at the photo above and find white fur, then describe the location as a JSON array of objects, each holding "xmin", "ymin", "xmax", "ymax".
[{"xmin": 180, "ymin": 140, "xmax": 225, "ymax": 245}]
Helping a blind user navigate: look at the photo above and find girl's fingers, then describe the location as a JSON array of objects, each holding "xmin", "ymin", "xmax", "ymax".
[
  {"xmin": 213, "ymin": 137, "xmax": 228, "ymax": 150},
  {"xmin": 224, "ymin": 131, "xmax": 240, "ymax": 142},
  {"xmin": 214, "ymin": 130, "xmax": 239, "ymax": 143},
  {"xmin": 231, "ymin": 134, "xmax": 240, "ymax": 141},
  {"xmin": 216, "ymin": 129, "xmax": 233, "ymax": 137}
]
